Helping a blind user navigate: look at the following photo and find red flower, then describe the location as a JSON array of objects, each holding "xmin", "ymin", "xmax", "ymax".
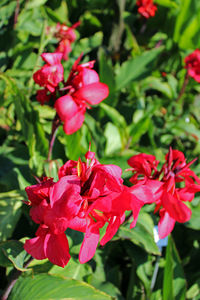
[
  {"xmin": 136, "ymin": 0, "xmax": 157, "ymax": 18},
  {"xmin": 36, "ymin": 89, "xmax": 51, "ymax": 105},
  {"xmin": 24, "ymin": 176, "xmax": 82, "ymax": 267},
  {"xmin": 54, "ymin": 22, "xmax": 80, "ymax": 60},
  {"xmin": 185, "ymin": 49, "xmax": 200, "ymax": 83},
  {"xmin": 58, "ymin": 151, "xmax": 140, "ymax": 263},
  {"xmin": 55, "ymin": 58, "xmax": 109, "ymax": 134},
  {"xmin": 128, "ymin": 148, "xmax": 200, "ymax": 238},
  {"xmin": 33, "ymin": 53, "xmax": 64, "ymax": 92}
]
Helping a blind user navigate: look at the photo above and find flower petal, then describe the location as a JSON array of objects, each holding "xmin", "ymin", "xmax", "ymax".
[
  {"xmin": 158, "ymin": 209, "xmax": 176, "ymax": 239},
  {"xmin": 45, "ymin": 233, "xmax": 71, "ymax": 268},
  {"xmin": 24, "ymin": 236, "xmax": 46, "ymax": 260},
  {"xmin": 73, "ymin": 82, "xmax": 109, "ymax": 105}
]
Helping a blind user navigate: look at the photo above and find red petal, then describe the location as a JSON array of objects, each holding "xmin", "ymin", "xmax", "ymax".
[
  {"xmin": 73, "ymin": 82, "xmax": 109, "ymax": 105},
  {"xmin": 55, "ymin": 95, "xmax": 78, "ymax": 121},
  {"xmin": 162, "ymin": 192, "xmax": 192, "ymax": 223},
  {"xmin": 41, "ymin": 53, "xmax": 63, "ymax": 65},
  {"xmin": 24, "ymin": 236, "xmax": 46, "ymax": 260},
  {"xmin": 45, "ymin": 233, "xmax": 71, "ymax": 268},
  {"xmin": 100, "ymin": 215, "xmax": 122, "ymax": 246}
]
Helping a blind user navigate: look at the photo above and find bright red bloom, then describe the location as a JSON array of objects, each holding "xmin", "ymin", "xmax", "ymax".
[
  {"xmin": 185, "ymin": 49, "xmax": 200, "ymax": 83},
  {"xmin": 128, "ymin": 148, "xmax": 200, "ymax": 239},
  {"xmin": 33, "ymin": 53, "xmax": 64, "ymax": 92},
  {"xmin": 136, "ymin": 0, "xmax": 157, "ymax": 18},
  {"xmin": 58, "ymin": 151, "xmax": 143, "ymax": 263},
  {"xmin": 24, "ymin": 176, "xmax": 82, "ymax": 267},
  {"xmin": 55, "ymin": 58, "xmax": 109, "ymax": 134}
]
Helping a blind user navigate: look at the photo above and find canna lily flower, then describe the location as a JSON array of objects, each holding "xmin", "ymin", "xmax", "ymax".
[
  {"xmin": 24, "ymin": 176, "xmax": 82, "ymax": 267},
  {"xmin": 136, "ymin": 0, "xmax": 157, "ymax": 19},
  {"xmin": 33, "ymin": 53, "xmax": 64, "ymax": 93},
  {"xmin": 128, "ymin": 148, "xmax": 200, "ymax": 239},
  {"xmin": 55, "ymin": 58, "xmax": 109, "ymax": 134},
  {"xmin": 185, "ymin": 49, "xmax": 200, "ymax": 83}
]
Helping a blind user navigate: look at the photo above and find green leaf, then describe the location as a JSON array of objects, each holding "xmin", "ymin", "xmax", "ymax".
[
  {"xmin": 118, "ymin": 212, "xmax": 160, "ymax": 255},
  {"xmin": 0, "ymin": 190, "xmax": 24, "ymax": 242},
  {"xmin": 185, "ymin": 203, "xmax": 200, "ymax": 230},
  {"xmin": 98, "ymin": 48, "xmax": 116, "ymax": 103},
  {"xmin": 100, "ymin": 103, "xmax": 127, "ymax": 129},
  {"xmin": 74, "ymin": 32, "xmax": 103, "ymax": 56},
  {"xmin": 104, "ymin": 123, "xmax": 122, "ymax": 155},
  {"xmin": 0, "ymin": 240, "xmax": 30, "ymax": 271},
  {"xmin": 9, "ymin": 274, "xmax": 113, "ymax": 300},
  {"xmin": 0, "ymin": 74, "xmax": 48, "ymax": 175},
  {"xmin": 163, "ymin": 236, "xmax": 186, "ymax": 300},
  {"xmin": 173, "ymin": 0, "xmax": 200, "ymax": 49},
  {"xmin": 115, "ymin": 47, "xmax": 164, "ymax": 91}
]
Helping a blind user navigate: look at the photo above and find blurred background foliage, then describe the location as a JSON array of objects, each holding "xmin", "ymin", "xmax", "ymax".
[{"xmin": 0, "ymin": 0, "xmax": 200, "ymax": 299}]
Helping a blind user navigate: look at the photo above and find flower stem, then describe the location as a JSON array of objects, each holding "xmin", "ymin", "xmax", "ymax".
[
  {"xmin": 1, "ymin": 256, "xmax": 34, "ymax": 300},
  {"xmin": 176, "ymin": 72, "xmax": 189, "ymax": 102},
  {"xmin": 47, "ymin": 115, "xmax": 61, "ymax": 162}
]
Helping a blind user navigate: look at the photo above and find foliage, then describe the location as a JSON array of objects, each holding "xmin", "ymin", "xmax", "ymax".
[{"xmin": 0, "ymin": 0, "xmax": 200, "ymax": 299}]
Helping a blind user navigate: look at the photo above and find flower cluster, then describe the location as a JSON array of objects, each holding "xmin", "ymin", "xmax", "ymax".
[
  {"xmin": 185, "ymin": 49, "xmax": 200, "ymax": 83},
  {"xmin": 136, "ymin": 0, "xmax": 157, "ymax": 19},
  {"xmin": 33, "ymin": 53, "xmax": 108, "ymax": 134},
  {"xmin": 24, "ymin": 150, "xmax": 153, "ymax": 267},
  {"xmin": 127, "ymin": 148, "xmax": 200, "ymax": 238}
]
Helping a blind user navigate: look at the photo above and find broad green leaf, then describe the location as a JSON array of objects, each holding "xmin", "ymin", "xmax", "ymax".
[
  {"xmin": 100, "ymin": 103, "xmax": 127, "ymax": 129},
  {"xmin": 0, "ymin": 240, "xmax": 30, "ymax": 271},
  {"xmin": 163, "ymin": 236, "xmax": 186, "ymax": 300},
  {"xmin": 49, "ymin": 257, "xmax": 93, "ymax": 281},
  {"xmin": 115, "ymin": 47, "xmax": 164, "ymax": 91},
  {"xmin": 0, "ymin": 2, "xmax": 16, "ymax": 29},
  {"xmin": 74, "ymin": 32, "xmax": 103, "ymax": 56},
  {"xmin": 104, "ymin": 123, "xmax": 122, "ymax": 155},
  {"xmin": 118, "ymin": 212, "xmax": 160, "ymax": 255},
  {"xmin": 154, "ymin": 0, "xmax": 178, "ymax": 8},
  {"xmin": 98, "ymin": 48, "xmax": 116, "ymax": 103},
  {"xmin": 0, "ymin": 74, "xmax": 48, "ymax": 175},
  {"xmin": 173, "ymin": 0, "xmax": 200, "ymax": 49},
  {"xmin": 9, "ymin": 274, "xmax": 113, "ymax": 300},
  {"xmin": 0, "ymin": 190, "xmax": 24, "ymax": 242},
  {"xmin": 26, "ymin": 0, "xmax": 48, "ymax": 9},
  {"xmin": 185, "ymin": 204, "xmax": 200, "ymax": 230}
]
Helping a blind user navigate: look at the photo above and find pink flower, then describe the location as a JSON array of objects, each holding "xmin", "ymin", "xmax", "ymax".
[
  {"xmin": 33, "ymin": 53, "xmax": 64, "ymax": 93},
  {"xmin": 136, "ymin": 0, "xmax": 157, "ymax": 18},
  {"xmin": 185, "ymin": 49, "xmax": 200, "ymax": 83},
  {"xmin": 55, "ymin": 58, "xmax": 109, "ymax": 134}
]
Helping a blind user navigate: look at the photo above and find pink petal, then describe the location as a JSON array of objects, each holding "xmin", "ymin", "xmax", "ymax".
[
  {"xmin": 158, "ymin": 210, "xmax": 176, "ymax": 239},
  {"xmin": 82, "ymin": 68, "xmax": 99, "ymax": 85},
  {"xmin": 73, "ymin": 82, "xmax": 109, "ymax": 105},
  {"xmin": 63, "ymin": 108, "xmax": 86, "ymax": 135},
  {"xmin": 130, "ymin": 184, "xmax": 154, "ymax": 204},
  {"xmin": 55, "ymin": 95, "xmax": 78, "ymax": 121},
  {"xmin": 79, "ymin": 223, "xmax": 100, "ymax": 263},
  {"xmin": 24, "ymin": 236, "xmax": 46, "ymax": 260},
  {"xmin": 41, "ymin": 53, "xmax": 63, "ymax": 65},
  {"xmin": 45, "ymin": 233, "xmax": 71, "ymax": 268}
]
